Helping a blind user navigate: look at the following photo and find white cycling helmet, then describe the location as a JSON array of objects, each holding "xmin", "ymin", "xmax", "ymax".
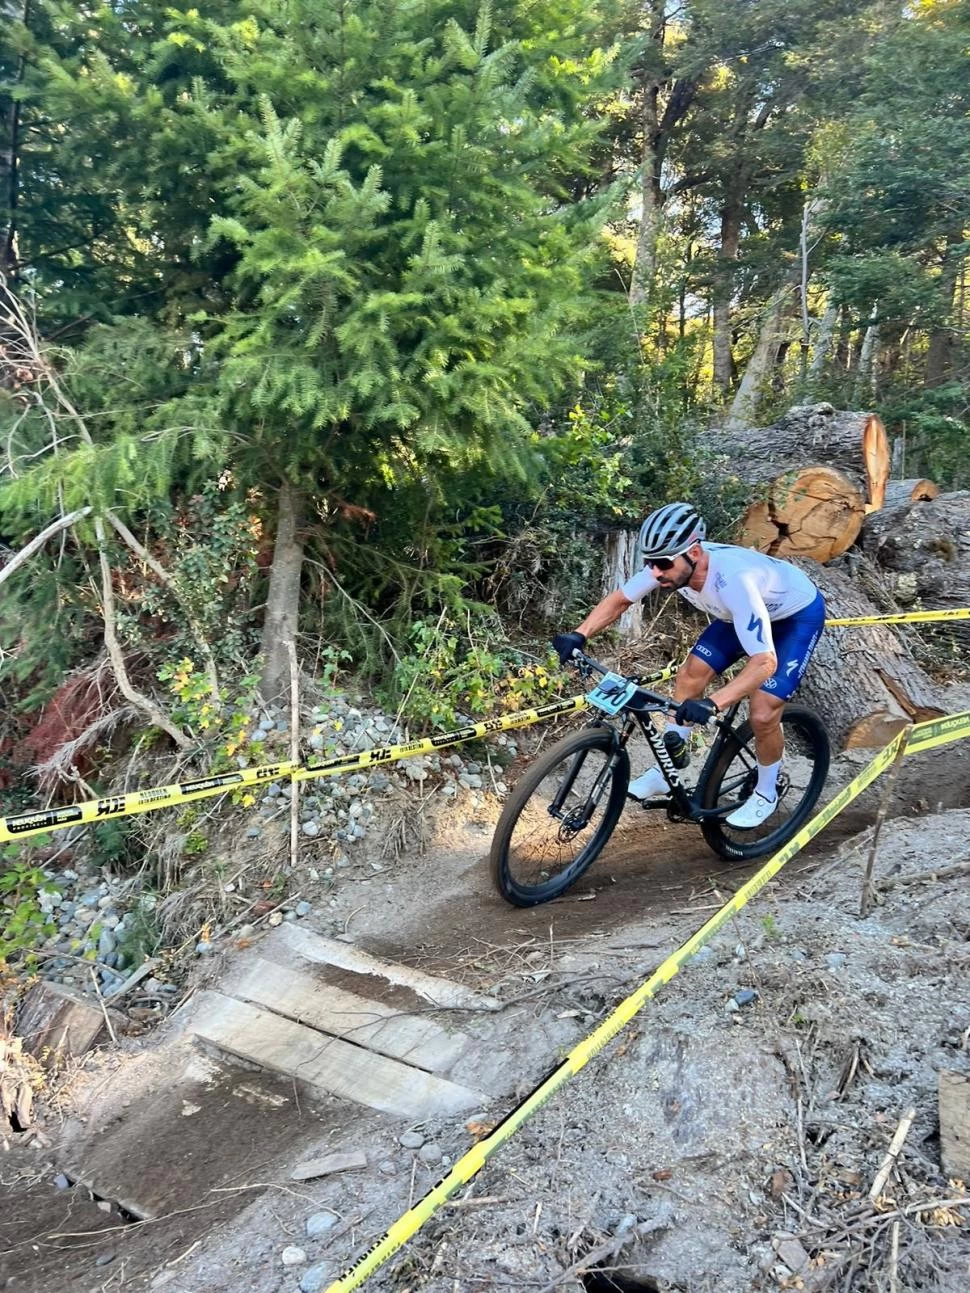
[{"xmin": 638, "ymin": 502, "xmax": 706, "ymax": 562}]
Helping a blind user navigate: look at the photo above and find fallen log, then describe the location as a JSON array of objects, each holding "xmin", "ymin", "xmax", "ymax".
[
  {"xmin": 706, "ymin": 403, "xmax": 890, "ymax": 562},
  {"xmin": 882, "ymin": 478, "xmax": 941, "ymax": 508},
  {"xmin": 738, "ymin": 465, "xmax": 867, "ymax": 563},
  {"xmin": 860, "ymin": 491, "xmax": 970, "ymax": 633},
  {"xmin": 795, "ymin": 561, "xmax": 946, "ymax": 750}
]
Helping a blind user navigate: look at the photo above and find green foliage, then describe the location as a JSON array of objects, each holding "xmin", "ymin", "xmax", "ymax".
[
  {"xmin": 0, "ymin": 842, "xmax": 57, "ymax": 967},
  {"xmin": 380, "ymin": 614, "xmax": 562, "ymax": 729},
  {"xmin": 87, "ymin": 820, "xmax": 141, "ymax": 873},
  {"xmin": 158, "ymin": 656, "xmax": 262, "ymax": 779}
]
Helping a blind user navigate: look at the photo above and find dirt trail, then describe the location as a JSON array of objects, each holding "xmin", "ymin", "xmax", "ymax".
[{"xmin": 4, "ymin": 740, "xmax": 969, "ymax": 1293}]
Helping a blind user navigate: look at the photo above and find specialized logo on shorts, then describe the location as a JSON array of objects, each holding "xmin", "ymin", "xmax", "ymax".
[
  {"xmin": 786, "ymin": 658, "xmax": 800, "ymax": 675},
  {"xmin": 747, "ymin": 613, "xmax": 765, "ymax": 645}
]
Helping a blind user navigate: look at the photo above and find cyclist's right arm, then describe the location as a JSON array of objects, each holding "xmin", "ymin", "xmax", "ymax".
[{"xmin": 575, "ymin": 588, "xmax": 635, "ymax": 640}]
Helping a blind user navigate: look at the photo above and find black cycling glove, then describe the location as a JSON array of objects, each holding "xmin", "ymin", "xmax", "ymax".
[
  {"xmin": 552, "ymin": 631, "xmax": 587, "ymax": 666},
  {"xmin": 675, "ymin": 697, "xmax": 720, "ymax": 726}
]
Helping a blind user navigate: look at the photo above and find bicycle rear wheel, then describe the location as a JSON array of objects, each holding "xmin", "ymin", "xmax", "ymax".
[
  {"xmin": 698, "ymin": 704, "xmax": 830, "ymax": 862},
  {"xmin": 490, "ymin": 728, "xmax": 630, "ymax": 907}
]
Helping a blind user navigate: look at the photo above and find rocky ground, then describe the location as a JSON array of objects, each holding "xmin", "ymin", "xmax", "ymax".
[{"xmin": 4, "ymin": 678, "xmax": 970, "ymax": 1293}]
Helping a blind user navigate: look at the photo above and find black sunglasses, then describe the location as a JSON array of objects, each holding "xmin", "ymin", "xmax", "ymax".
[{"xmin": 646, "ymin": 556, "xmax": 678, "ymax": 571}]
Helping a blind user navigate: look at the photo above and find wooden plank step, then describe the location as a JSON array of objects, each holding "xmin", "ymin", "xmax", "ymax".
[
  {"xmin": 188, "ymin": 992, "xmax": 485, "ymax": 1119},
  {"xmin": 263, "ymin": 924, "xmax": 497, "ymax": 1011},
  {"xmin": 230, "ymin": 958, "xmax": 469, "ymax": 1072}
]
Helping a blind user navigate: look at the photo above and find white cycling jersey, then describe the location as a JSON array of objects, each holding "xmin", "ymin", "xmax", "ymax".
[{"xmin": 621, "ymin": 542, "xmax": 819, "ymax": 657}]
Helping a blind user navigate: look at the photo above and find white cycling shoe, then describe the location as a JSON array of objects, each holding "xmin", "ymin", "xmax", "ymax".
[
  {"xmin": 725, "ymin": 791, "xmax": 778, "ymax": 829},
  {"xmin": 627, "ymin": 767, "xmax": 671, "ymax": 800}
]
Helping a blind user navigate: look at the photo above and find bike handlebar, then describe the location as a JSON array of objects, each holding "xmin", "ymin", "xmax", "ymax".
[{"xmin": 568, "ymin": 649, "xmax": 679, "ymax": 715}]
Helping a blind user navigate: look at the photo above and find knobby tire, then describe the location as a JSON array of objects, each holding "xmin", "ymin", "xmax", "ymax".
[
  {"xmin": 698, "ymin": 704, "xmax": 830, "ymax": 861},
  {"xmin": 491, "ymin": 728, "xmax": 630, "ymax": 907}
]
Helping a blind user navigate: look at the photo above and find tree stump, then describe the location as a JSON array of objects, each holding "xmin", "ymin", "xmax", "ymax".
[
  {"xmin": 860, "ymin": 491, "xmax": 970, "ymax": 637},
  {"xmin": 795, "ymin": 561, "xmax": 946, "ymax": 750}
]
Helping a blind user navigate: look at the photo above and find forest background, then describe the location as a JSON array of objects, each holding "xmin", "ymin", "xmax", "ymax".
[{"xmin": 0, "ymin": 0, "xmax": 968, "ymax": 810}]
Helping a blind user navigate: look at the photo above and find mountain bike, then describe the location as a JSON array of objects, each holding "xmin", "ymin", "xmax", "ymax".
[{"xmin": 490, "ymin": 650, "xmax": 830, "ymax": 907}]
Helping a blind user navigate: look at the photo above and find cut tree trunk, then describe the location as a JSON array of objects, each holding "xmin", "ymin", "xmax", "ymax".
[
  {"xmin": 738, "ymin": 466, "xmax": 866, "ymax": 563},
  {"xmin": 707, "ymin": 403, "xmax": 890, "ymax": 562},
  {"xmin": 601, "ymin": 529, "xmax": 641, "ymax": 640},
  {"xmin": 796, "ymin": 560, "xmax": 946, "ymax": 750},
  {"xmin": 881, "ymin": 479, "xmax": 940, "ymax": 508},
  {"xmin": 860, "ymin": 491, "xmax": 970, "ymax": 635},
  {"xmin": 260, "ymin": 481, "xmax": 306, "ymax": 704}
]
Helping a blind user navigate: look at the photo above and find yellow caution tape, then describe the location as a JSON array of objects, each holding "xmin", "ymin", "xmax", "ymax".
[
  {"xmin": 902, "ymin": 709, "xmax": 970, "ymax": 755},
  {"xmin": 324, "ymin": 706, "xmax": 969, "ymax": 1293},
  {"xmin": 293, "ymin": 694, "xmax": 593, "ymax": 785},
  {"xmin": 0, "ymin": 762, "xmax": 298, "ymax": 844},
  {"xmin": 825, "ymin": 608, "xmax": 970, "ymax": 627}
]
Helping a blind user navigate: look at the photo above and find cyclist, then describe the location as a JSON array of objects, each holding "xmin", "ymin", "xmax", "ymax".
[{"xmin": 552, "ymin": 502, "xmax": 825, "ymax": 828}]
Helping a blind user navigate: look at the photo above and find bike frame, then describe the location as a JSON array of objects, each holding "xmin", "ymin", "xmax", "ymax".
[{"xmin": 586, "ymin": 702, "xmax": 746, "ymax": 822}]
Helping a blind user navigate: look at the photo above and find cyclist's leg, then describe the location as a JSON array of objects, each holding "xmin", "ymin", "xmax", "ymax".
[
  {"xmin": 730, "ymin": 592, "xmax": 826, "ymax": 826},
  {"xmin": 681, "ymin": 621, "xmax": 744, "ymax": 701}
]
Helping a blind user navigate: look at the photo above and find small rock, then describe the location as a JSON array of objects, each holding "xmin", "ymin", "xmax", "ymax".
[
  {"xmin": 302, "ymin": 821, "xmax": 320, "ymax": 838},
  {"xmin": 267, "ymin": 911, "xmax": 284, "ymax": 927},
  {"xmin": 377, "ymin": 1159, "xmax": 398, "ymax": 1175},
  {"xmin": 305, "ymin": 1211, "xmax": 339, "ymax": 1239},
  {"xmin": 95, "ymin": 1253, "xmax": 115, "ymax": 1267},
  {"xmin": 734, "ymin": 988, "xmax": 759, "ymax": 1007},
  {"xmin": 195, "ymin": 940, "xmax": 214, "ymax": 956},
  {"xmin": 724, "ymin": 998, "xmax": 740, "ymax": 1015},
  {"xmin": 265, "ymin": 782, "xmax": 282, "ymax": 797},
  {"xmin": 418, "ymin": 1141, "xmax": 443, "ymax": 1165},
  {"xmin": 246, "ymin": 827, "xmax": 261, "ymax": 840},
  {"xmin": 98, "ymin": 929, "xmax": 116, "ymax": 958},
  {"xmin": 281, "ymin": 1246, "xmax": 307, "ymax": 1267},
  {"xmin": 295, "ymin": 901, "xmax": 312, "ymax": 918},
  {"xmin": 825, "ymin": 952, "xmax": 846, "ymax": 971},
  {"xmin": 300, "ymin": 1264, "xmax": 332, "ymax": 1293},
  {"xmin": 399, "ymin": 1131, "xmax": 425, "ymax": 1150},
  {"xmin": 53, "ymin": 1173, "xmax": 71, "ymax": 1190},
  {"xmin": 691, "ymin": 945, "xmax": 714, "ymax": 965}
]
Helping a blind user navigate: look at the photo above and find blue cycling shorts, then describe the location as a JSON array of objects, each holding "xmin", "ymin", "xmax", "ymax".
[{"xmin": 689, "ymin": 590, "xmax": 825, "ymax": 700}]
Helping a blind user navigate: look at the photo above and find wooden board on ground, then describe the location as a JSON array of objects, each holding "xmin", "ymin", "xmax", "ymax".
[
  {"xmin": 939, "ymin": 1069, "xmax": 970, "ymax": 1179},
  {"xmin": 229, "ymin": 957, "xmax": 470, "ymax": 1071},
  {"xmin": 189, "ymin": 991, "xmax": 485, "ymax": 1119},
  {"xmin": 262, "ymin": 922, "xmax": 497, "ymax": 1010}
]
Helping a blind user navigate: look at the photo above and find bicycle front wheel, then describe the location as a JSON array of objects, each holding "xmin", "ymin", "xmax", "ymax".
[
  {"xmin": 490, "ymin": 728, "xmax": 630, "ymax": 907},
  {"xmin": 698, "ymin": 704, "xmax": 830, "ymax": 862}
]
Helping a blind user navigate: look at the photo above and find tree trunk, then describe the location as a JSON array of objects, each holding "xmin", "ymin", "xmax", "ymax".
[
  {"xmin": 796, "ymin": 560, "xmax": 946, "ymax": 751},
  {"xmin": 860, "ymin": 491, "xmax": 970, "ymax": 638},
  {"xmin": 726, "ymin": 282, "xmax": 795, "ymax": 428},
  {"xmin": 854, "ymin": 305, "xmax": 879, "ymax": 403},
  {"xmin": 809, "ymin": 300, "xmax": 838, "ymax": 378},
  {"xmin": 601, "ymin": 529, "xmax": 641, "ymax": 640},
  {"xmin": 630, "ymin": 89, "xmax": 661, "ymax": 309},
  {"xmin": 260, "ymin": 481, "xmax": 306, "ymax": 704},
  {"xmin": 0, "ymin": 0, "xmax": 28, "ymax": 277},
  {"xmin": 925, "ymin": 232, "xmax": 963, "ymax": 387},
  {"xmin": 712, "ymin": 198, "xmax": 741, "ymax": 395}
]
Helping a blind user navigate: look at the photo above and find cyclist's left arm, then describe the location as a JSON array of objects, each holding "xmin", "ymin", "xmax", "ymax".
[{"xmin": 709, "ymin": 574, "xmax": 778, "ymax": 709}]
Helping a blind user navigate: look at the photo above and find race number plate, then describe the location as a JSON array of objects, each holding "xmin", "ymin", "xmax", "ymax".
[{"xmin": 587, "ymin": 672, "xmax": 638, "ymax": 716}]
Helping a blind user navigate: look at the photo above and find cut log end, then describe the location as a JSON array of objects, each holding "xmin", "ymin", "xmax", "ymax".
[{"xmin": 738, "ymin": 466, "xmax": 865, "ymax": 563}]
